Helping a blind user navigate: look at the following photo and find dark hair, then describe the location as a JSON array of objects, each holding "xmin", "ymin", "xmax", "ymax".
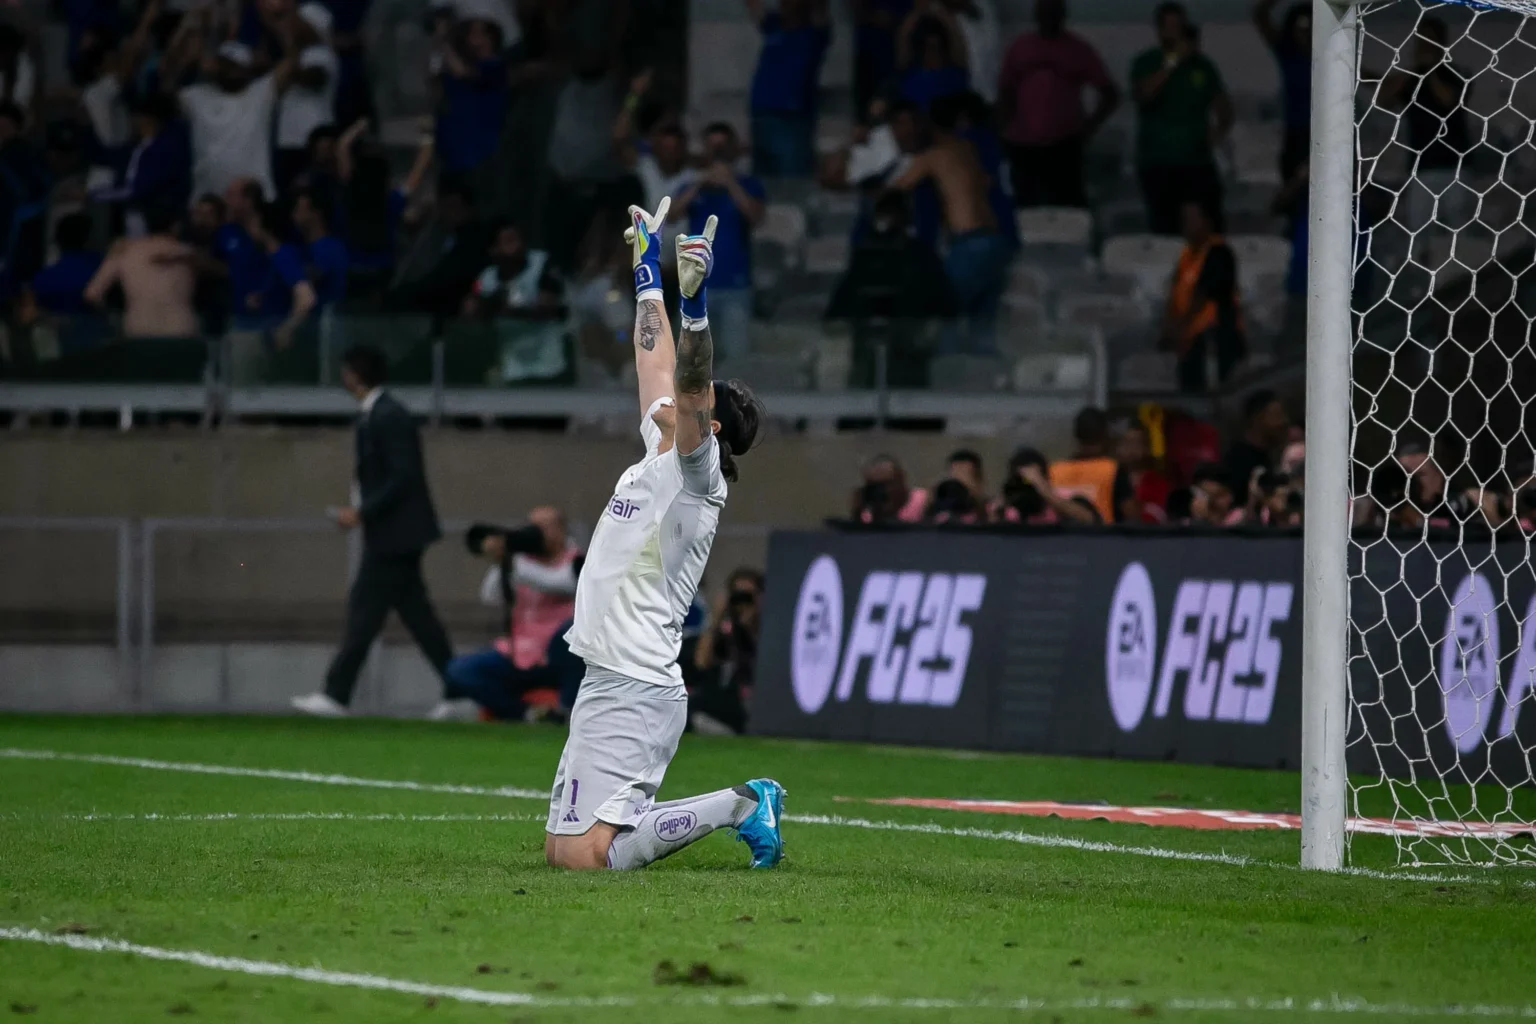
[
  {"xmin": 651, "ymin": 119, "xmax": 686, "ymax": 142},
  {"xmin": 292, "ymin": 188, "xmax": 329, "ymax": 227},
  {"xmin": 1009, "ymin": 446, "xmax": 1049, "ymax": 475},
  {"xmin": 928, "ymin": 91, "xmax": 967, "ymax": 131},
  {"xmin": 54, "ymin": 212, "xmax": 91, "ymax": 252},
  {"xmin": 1074, "ymin": 406, "xmax": 1110, "ymax": 445},
  {"xmin": 438, "ymin": 174, "xmax": 476, "ymax": 206},
  {"xmin": 307, "ymin": 123, "xmax": 340, "ymax": 151},
  {"xmin": 1243, "ymin": 388, "xmax": 1280, "ymax": 422},
  {"xmin": 1281, "ymin": 3, "xmax": 1310, "ymax": 40},
  {"xmin": 0, "ymin": 100, "xmax": 24, "ymax": 130},
  {"xmin": 342, "ymin": 345, "xmax": 388, "ymax": 388},
  {"xmin": 702, "ymin": 120, "xmax": 738, "ymax": 142},
  {"xmin": 948, "ymin": 448, "xmax": 983, "ymax": 472},
  {"xmin": 711, "ymin": 378, "xmax": 763, "ymax": 484},
  {"xmin": 238, "ymin": 178, "xmax": 265, "ymax": 211},
  {"xmin": 256, "ymin": 200, "xmax": 288, "ymax": 241},
  {"xmin": 1154, "ymin": 2, "xmax": 1188, "ymax": 26},
  {"xmin": 144, "ymin": 202, "xmax": 181, "ymax": 235},
  {"xmin": 727, "ymin": 566, "xmax": 764, "ymax": 592},
  {"xmin": 129, "ymin": 91, "xmax": 176, "ymax": 123},
  {"xmin": 1191, "ymin": 462, "xmax": 1230, "ymax": 491},
  {"xmin": 196, "ymin": 192, "xmax": 227, "ymax": 219}
]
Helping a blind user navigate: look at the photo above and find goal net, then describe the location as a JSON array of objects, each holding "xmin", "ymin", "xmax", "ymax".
[{"xmin": 1345, "ymin": 0, "xmax": 1536, "ymax": 865}]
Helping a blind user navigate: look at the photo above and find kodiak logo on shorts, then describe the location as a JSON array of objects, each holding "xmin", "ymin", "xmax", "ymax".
[{"xmin": 654, "ymin": 810, "xmax": 697, "ymax": 843}]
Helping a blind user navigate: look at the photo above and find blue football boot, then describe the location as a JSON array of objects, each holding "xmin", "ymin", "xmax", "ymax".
[{"xmin": 734, "ymin": 778, "xmax": 786, "ymax": 868}]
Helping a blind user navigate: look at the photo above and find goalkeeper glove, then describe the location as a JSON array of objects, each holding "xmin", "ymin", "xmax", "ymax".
[
  {"xmin": 624, "ymin": 197, "xmax": 669, "ymax": 304},
  {"xmin": 676, "ymin": 214, "xmax": 718, "ymax": 328}
]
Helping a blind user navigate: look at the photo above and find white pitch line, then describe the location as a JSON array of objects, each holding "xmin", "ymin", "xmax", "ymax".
[
  {"xmin": 0, "ymin": 747, "xmax": 1499, "ymax": 884},
  {"xmin": 9, "ymin": 812, "xmax": 541, "ymax": 823},
  {"xmin": 2, "ymin": 926, "xmax": 1534, "ymax": 1018},
  {"xmin": 0, "ymin": 747, "xmax": 546, "ymax": 799}
]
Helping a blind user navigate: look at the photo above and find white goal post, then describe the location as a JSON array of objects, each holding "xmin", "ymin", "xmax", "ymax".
[{"xmin": 1303, "ymin": 0, "xmax": 1536, "ymax": 869}]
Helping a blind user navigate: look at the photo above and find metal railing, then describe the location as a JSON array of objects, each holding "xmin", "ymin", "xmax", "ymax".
[
  {"xmin": 0, "ymin": 516, "xmax": 772, "ymax": 711},
  {"xmin": 0, "ymin": 317, "xmax": 1107, "ymax": 425}
]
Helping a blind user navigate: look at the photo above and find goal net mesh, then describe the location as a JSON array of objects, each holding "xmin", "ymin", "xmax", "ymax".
[{"xmin": 1348, "ymin": 0, "xmax": 1536, "ymax": 865}]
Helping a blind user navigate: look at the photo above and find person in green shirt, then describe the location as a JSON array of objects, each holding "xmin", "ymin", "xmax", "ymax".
[{"xmin": 1130, "ymin": 2, "xmax": 1233, "ymax": 234}]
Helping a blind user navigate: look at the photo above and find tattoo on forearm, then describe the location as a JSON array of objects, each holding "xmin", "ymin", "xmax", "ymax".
[
  {"xmin": 636, "ymin": 301, "xmax": 664, "ymax": 352},
  {"xmin": 675, "ymin": 323, "xmax": 713, "ymax": 396}
]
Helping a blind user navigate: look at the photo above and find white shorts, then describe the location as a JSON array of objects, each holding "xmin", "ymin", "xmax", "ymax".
[{"xmin": 545, "ymin": 669, "xmax": 688, "ymax": 836}]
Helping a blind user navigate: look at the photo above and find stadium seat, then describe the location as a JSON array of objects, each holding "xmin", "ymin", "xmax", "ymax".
[
  {"xmin": 1056, "ymin": 293, "xmax": 1148, "ymax": 333},
  {"xmin": 1011, "ymin": 353, "xmax": 1092, "ymax": 392},
  {"xmin": 999, "ymin": 296, "xmax": 1047, "ymax": 349},
  {"xmin": 1014, "ymin": 206, "xmax": 1093, "ymax": 248},
  {"xmin": 929, "ymin": 354, "xmax": 1007, "ymax": 392},
  {"xmin": 1101, "ymin": 234, "xmax": 1184, "ymax": 295},
  {"xmin": 1005, "ymin": 263, "xmax": 1050, "ymax": 302},
  {"xmin": 728, "ymin": 355, "xmax": 807, "ymax": 391},
  {"xmin": 1228, "ymin": 235, "xmax": 1293, "ymax": 296},
  {"xmin": 773, "ymin": 291, "xmax": 829, "ymax": 324},
  {"xmin": 803, "ymin": 236, "xmax": 850, "ymax": 276},
  {"xmin": 1114, "ymin": 352, "xmax": 1180, "ymax": 393},
  {"xmin": 760, "ymin": 203, "xmax": 808, "ymax": 255}
]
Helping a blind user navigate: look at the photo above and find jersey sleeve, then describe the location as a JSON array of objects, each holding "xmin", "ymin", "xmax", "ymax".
[
  {"xmin": 676, "ymin": 435, "xmax": 724, "ymax": 499},
  {"xmin": 640, "ymin": 395, "xmax": 674, "ymax": 456}
]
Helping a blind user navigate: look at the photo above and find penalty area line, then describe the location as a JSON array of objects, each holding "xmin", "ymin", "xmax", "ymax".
[
  {"xmin": 0, "ymin": 746, "xmax": 1497, "ymax": 884},
  {"xmin": 2, "ymin": 928, "xmax": 1534, "ymax": 1018}
]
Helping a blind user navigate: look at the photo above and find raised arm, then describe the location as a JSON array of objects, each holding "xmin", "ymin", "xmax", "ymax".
[
  {"xmin": 625, "ymin": 198, "xmax": 677, "ymax": 414},
  {"xmin": 673, "ymin": 216, "xmax": 718, "ymax": 456}
]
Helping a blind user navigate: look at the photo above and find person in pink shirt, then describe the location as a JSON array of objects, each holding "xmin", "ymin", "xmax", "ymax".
[
  {"xmin": 853, "ymin": 455, "xmax": 930, "ymax": 523},
  {"xmin": 995, "ymin": 0, "xmax": 1118, "ymax": 208},
  {"xmin": 443, "ymin": 507, "xmax": 582, "ymax": 720}
]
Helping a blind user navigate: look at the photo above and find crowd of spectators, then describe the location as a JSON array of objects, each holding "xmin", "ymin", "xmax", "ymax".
[
  {"xmin": 849, "ymin": 393, "xmax": 1305, "ymax": 530},
  {"xmin": 850, "ymin": 387, "xmax": 1536, "ymax": 536},
  {"xmin": 0, "ymin": 0, "xmax": 1483, "ymax": 404}
]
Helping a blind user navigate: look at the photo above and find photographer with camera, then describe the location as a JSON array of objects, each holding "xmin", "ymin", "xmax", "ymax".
[
  {"xmin": 691, "ymin": 568, "xmax": 765, "ymax": 735},
  {"xmin": 440, "ymin": 507, "xmax": 584, "ymax": 721},
  {"xmin": 998, "ymin": 447, "xmax": 1098, "ymax": 525},
  {"xmin": 852, "ymin": 454, "xmax": 930, "ymax": 523}
]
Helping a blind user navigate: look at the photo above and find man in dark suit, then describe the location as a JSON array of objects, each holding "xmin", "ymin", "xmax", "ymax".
[{"xmin": 291, "ymin": 345, "xmax": 456, "ymax": 716}]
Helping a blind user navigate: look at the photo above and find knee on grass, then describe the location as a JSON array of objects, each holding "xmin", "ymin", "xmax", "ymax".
[{"xmin": 544, "ymin": 828, "xmax": 615, "ymax": 871}]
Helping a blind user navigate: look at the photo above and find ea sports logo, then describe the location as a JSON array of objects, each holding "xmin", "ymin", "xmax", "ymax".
[
  {"xmin": 1439, "ymin": 572, "xmax": 1500, "ymax": 755},
  {"xmin": 791, "ymin": 555, "xmax": 844, "ymax": 714},
  {"xmin": 1105, "ymin": 561, "xmax": 1158, "ymax": 732}
]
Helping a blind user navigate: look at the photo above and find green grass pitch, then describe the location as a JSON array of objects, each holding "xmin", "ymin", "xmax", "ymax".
[{"xmin": 1, "ymin": 715, "xmax": 1534, "ymax": 1022}]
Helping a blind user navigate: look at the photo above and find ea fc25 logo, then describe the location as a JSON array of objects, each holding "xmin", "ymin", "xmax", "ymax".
[
  {"xmin": 1105, "ymin": 561, "xmax": 1294, "ymax": 732},
  {"xmin": 790, "ymin": 554, "xmax": 987, "ymax": 714}
]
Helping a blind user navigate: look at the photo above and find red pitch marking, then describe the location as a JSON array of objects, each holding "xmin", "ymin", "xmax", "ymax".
[{"xmin": 854, "ymin": 798, "xmax": 1535, "ymax": 840}]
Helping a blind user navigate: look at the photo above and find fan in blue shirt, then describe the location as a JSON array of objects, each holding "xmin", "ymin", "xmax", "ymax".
[
  {"xmin": 24, "ymin": 213, "xmax": 107, "ymax": 353},
  {"xmin": 746, "ymin": 0, "xmax": 831, "ymax": 177},
  {"xmin": 293, "ymin": 188, "xmax": 349, "ymax": 309},
  {"xmin": 434, "ymin": 20, "xmax": 508, "ymax": 174},
  {"xmin": 248, "ymin": 202, "xmax": 317, "ymax": 347},
  {"xmin": 896, "ymin": 10, "xmax": 969, "ymax": 110},
  {"xmin": 671, "ymin": 123, "xmax": 767, "ymax": 362}
]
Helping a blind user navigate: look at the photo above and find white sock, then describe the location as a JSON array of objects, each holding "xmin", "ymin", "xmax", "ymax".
[{"xmin": 605, "ymin": 786, "xmax": 758, "ymax": 870}]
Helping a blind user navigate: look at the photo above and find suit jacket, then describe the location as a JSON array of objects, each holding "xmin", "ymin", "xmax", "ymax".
[{"xmin": 356, "ymin": 391, "xmax": 442, "ymax": 556}]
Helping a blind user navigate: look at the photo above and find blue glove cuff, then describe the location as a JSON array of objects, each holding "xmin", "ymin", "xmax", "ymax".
[
  {"xmin": 680, "ymin": 286, "xmax": 707, "ymax": 322},
  {"xmin": 633, "ymin": 256, "xmax": 662, "ymax": 301}
]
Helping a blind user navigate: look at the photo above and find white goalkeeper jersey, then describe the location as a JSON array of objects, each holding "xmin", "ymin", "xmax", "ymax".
[{"xmin": 564, "ymin": 397, "xmax": 727, "ymax": 688}]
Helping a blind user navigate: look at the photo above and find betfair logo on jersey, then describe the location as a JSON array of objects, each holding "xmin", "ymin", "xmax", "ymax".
[
  {"xmin": 1105, "ymin": 563, "xmax": 1294, "ymax": 732},
  {"xmin": 608, "ymin": 496, "xmax": 641, "ymax": 521},
  {"xmin": 791, "ymin": 555, "xmax": 987, "ymax": 714}
]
